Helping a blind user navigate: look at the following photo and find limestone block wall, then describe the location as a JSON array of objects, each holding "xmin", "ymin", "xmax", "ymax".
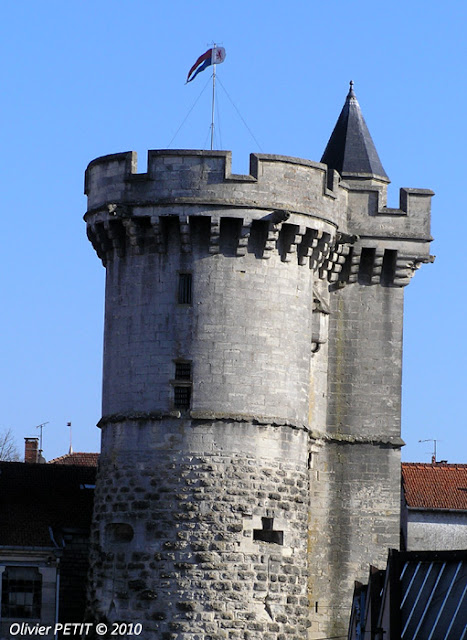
[
  {"xmin": 100, "ymin": 226, "xmax": 315, "ymax": 426},
  {"xmin": 307, "ymin": 440, "xmax": 401, "ymax": 639},
  {"xmin": 327, "ymin": 284, "xmax": 405, "ymax": 441},
  {"xmin": 84, "ymin": 150, "xmax": 347, "ymax": 226},
  {"xmin": 306, "ymin": 176, "xmax": 433, "ymax": 638},
  {"xmin": 346, "ymin": 185, "xmax": 433, "ymax": 242},
  {"xmin": 310, "ymin": 279, "xmax": 405, "ymax": 637}
]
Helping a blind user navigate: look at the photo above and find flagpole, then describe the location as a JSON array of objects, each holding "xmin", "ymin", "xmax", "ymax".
[{"xmin": 210, "ymin": 57, "xmax": 216, "ymax": 150}]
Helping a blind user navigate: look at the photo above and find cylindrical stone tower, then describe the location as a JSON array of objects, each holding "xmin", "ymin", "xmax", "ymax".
[{"xmin": 84, "ymin": 150, "xmax": 347, "ymax": 638}]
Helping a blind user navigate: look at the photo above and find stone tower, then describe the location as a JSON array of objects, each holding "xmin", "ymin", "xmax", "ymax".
[{"xmin": 85, "ymin": 84, "xmax": 433, "ymax": 639}]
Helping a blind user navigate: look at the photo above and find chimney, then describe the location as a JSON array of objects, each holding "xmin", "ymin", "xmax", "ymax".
[{"xmin": 24, "ymin": 437, "xmax": 39, "ymax": 463}]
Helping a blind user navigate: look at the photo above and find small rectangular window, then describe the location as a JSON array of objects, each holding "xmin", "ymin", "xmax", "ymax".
[
  {"xmin": 178, "ymin": 273, "xmax": 192, "ymax": 304},
  {"xmin": 1, "ymin": 566, "xmax": 42, "ymax": 619},
  {"xmin": 171, "ymin": 360, "xmax": 192, "ymax": 411},
  {"xmin": 175, "ymin": 362, "xmax": 192, "ymax": 380},
  {"xmin": 174, "ymin": 386, "xmax": 191, "ymax": 409}
]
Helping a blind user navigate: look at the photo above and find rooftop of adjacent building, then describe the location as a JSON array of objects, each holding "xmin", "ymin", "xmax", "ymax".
[
  {"xmin": 402, "ymin": 461, "xmax": 467, "ymax": 511},
  {"xmin": 48, "ymin": 452, "xmax": 99, "ymax": 467},
  {"xmin": 23, "ymin": 436, "xmax": 99, "ymax": 467},
  {"xmin": 0, "ymin": 461, "xmax": 96, "ymax": 547}
]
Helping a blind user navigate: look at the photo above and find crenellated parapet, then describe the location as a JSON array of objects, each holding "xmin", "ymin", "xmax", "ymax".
[
  {"xmin": 345, "ymin": 184, "xmax": 433, "ymax": 240},
  {"xmin": 339, "ymin": 183, "xmax": 435, "ymax": 287},
  {"xmin": 84, "ymin": 149, "xmax": 345, "ymax": 218},
  {"xmin": 84, "ymin": 150, "xmax": 359, "ymax": 282},
  {"xmin": 84, "ymin": 150, "xmax": 433, "ymax": 289}
]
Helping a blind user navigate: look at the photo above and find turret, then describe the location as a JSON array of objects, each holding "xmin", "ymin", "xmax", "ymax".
[
  {"xmin": 85, "ymin": 85, "xmax": 433, "ymax": 640},
  {"xmin": 85, "ymin": 150, "xmax": 353, "ymax": 638},
  {"xmin": 321, "ymin": 80, "xmax": 389, "ymax": 184},
  {"xmin": 307, "ymin": 84, "xmax": 433, "ymax": 639}
]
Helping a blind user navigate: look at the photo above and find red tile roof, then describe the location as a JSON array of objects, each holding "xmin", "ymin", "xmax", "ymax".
[
  {"xmin": 402, "ymin": 462, "xmax": 467, "ymax": 511},
  {"xmin": 48, "ymin": 452, "xmax": 99, "ymax": 467}
]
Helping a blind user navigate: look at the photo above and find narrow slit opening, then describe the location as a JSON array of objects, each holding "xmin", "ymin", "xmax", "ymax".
[
  {"xmin": 358, "ymin": 248, "xmax": 376, "ymax": 285},
  {"xmin": 380, "ymin": 249, "xmax": 397, "ymax": 286}
]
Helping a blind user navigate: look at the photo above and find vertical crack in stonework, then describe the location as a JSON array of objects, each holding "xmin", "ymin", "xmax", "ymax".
[{"xmin": 264, "ymin": 594, "xmax": 274, "ymax": 621}]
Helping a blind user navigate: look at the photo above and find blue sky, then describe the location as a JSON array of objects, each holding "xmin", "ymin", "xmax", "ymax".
[{"xmin": 0, "ymin": 1, "xmax": 465, "ymax": 463}]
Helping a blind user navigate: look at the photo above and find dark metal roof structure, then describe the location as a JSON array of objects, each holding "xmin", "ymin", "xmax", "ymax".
[
  {"xmin": 0, "ymin": 461, "xmax": 95, "ymax": 546},
  {"xmin": 399, "ymin": 551, "xmax": 467, "ymax": 640},
  {"xmin": 321, "ymin": 82, "xmax": 389, "ymax": 182},
  {"xmin": 348, "ymin": 550, "xmax": 467, "ymax": 640},
  {"xmin": 0, "ymin": 461, "xmax": 97, "ymax": 625}
]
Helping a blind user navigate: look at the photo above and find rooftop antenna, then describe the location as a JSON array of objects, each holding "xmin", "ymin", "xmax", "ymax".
[
  {"xmin": 67, "ymin": 421, "xmax": 73, "ymax": 455},
  {"xmin": 419, "ymin": 438, "xmax": 437, "ymax": 463},
  {"xmin": 35, "ymin": 421, "xmax": 49, "ymax": 457}
]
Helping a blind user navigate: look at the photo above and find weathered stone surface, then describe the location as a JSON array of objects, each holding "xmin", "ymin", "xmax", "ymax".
[
  {"xmin": 84, "ymin": 148, "xmax": 433, "ymax": 640},
  {"xmin": 87, "ymin": 423, "xmax": 310, "ymax": 637}
]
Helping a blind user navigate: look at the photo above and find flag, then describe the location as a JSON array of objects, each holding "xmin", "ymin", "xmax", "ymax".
[{"xmin": 186, "ymin": 46, "xmax": 226, "ymax": 83}]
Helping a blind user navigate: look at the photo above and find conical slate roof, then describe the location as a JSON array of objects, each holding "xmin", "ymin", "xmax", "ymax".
[{"xmin": 321, "ymin": 82, "xmax": 389, "ymax": 182}]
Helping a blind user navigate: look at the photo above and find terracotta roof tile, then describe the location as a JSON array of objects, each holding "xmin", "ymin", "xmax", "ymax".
[
  {"xmin": 48, "ymin": 452, "xmax": 99, "ymax": 467},
  {"xmin": 402, "ymin": 462, "xmax": 467, "ymax": 511}
]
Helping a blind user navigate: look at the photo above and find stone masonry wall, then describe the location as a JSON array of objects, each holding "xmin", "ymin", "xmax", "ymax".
[
  {"xmin": 84, "ymin": 151, "xmax": 334, "ymax": 638},
  {"xmin": 327, "ymin": 284, "xmax": 405, "ymax": 441},
  {"xmin": 84, "ymin": 151, "xmax": 347, "ymax": 227},
  {"xmin": 307, "ymin": 441, "xmax": 401, "ymax": 639},
  {"xmin": 88, "ymin": 421, "xmax": 309, "ymax": 639},
  {"xmin": 85, "ymin": 149, "xmax": 433, "ymax": 640},
  {"xmin": 101, "ymin": 221, "xmax": 316, "ymax": 426},
  {"xmin": 312, "ymin": 282, "xmax": 406, "ymax": 637}
]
